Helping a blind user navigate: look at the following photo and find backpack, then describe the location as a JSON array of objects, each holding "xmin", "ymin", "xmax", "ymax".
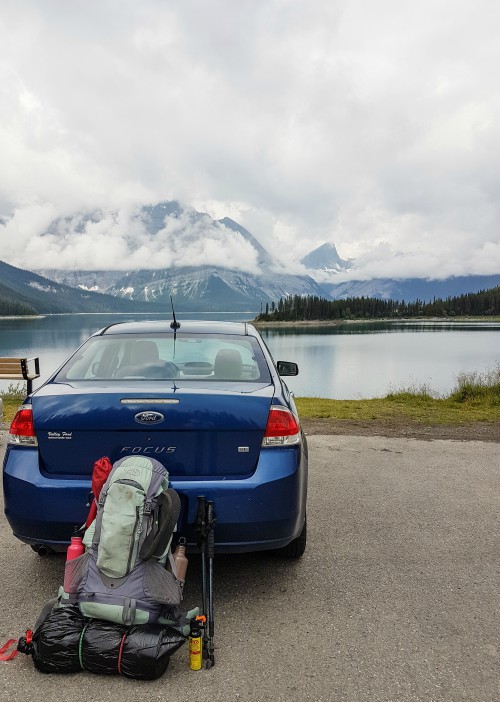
[{"xmin": 65, "ymin": 455, "xmax": 184, "ymax": 626}]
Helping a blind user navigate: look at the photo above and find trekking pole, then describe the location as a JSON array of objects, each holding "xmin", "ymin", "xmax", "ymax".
[
  {"xmin": 205, "ymin": 500, "xmax": 216, "ymax": 668},
  {"xmin": 195, "ymin": 497, "xmax": 208, "ymax": 620}
]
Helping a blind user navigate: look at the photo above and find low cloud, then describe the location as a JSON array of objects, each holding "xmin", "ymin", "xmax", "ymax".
[{"xmin": 0, "ymin": 205, "xmax": 261, "ymax": 274}]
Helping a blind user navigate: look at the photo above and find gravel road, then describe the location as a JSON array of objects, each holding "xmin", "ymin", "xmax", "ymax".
[{"xmin": 0, "ymin": 432, "xmax": 498, "ymax": 702}]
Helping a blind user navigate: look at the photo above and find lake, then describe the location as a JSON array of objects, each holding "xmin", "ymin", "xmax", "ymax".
[{"xmin": 0, "ymin": 314, "xmax": 499, "ymax": 399}]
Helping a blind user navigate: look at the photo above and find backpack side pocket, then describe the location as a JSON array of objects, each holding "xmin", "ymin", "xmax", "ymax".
[
  {"xmin": 64, "ymin": 551, "xmax": 90, "ymax": 595},
  {"xmin": 144, "ymin": 561, "xmax": 182, "ymax": 606}
]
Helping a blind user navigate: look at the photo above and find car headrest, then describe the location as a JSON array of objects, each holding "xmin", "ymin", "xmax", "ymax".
[
  {"xmin": 213, "ymin": 349, "xmax": 243, "ymax": 379},
  {"xmin": 130, "ymin": 340, "xmax": 160, "ymax": 364}
]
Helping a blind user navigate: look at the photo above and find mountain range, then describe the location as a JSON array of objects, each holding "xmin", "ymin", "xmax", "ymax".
[
  {"xmin": 38, "ymin": 202, "xmax": 329, "ymax": 311},
  {"xmin": 1, "ymin": 200, "xmax": 499, "ymax": 314},
  {"xmin": 0, "ymin": 260, "xmax": 165, "ymax": 316}
]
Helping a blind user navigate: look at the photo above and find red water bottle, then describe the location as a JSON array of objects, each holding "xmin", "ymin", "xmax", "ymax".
[
  {"xmin": 64, "ymin": 536, "xmax": 85, "ymax": 593},
  {"xmin": 66, "ymin": 536, "xmax": 84, "ymax": 561}
]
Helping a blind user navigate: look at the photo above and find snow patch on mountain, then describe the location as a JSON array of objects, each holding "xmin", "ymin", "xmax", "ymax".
[{"xmin": 28, "ymin": 281, "xmax": 58, "ymax": 293}]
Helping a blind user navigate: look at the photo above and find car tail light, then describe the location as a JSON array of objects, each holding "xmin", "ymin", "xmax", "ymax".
[
  {"xmin": 262, "ymin": 406, "xmax": 301, "ymax": 447},
  {"xmin": 8, "ymin": 406, "xmax": 38, "ymax": 446}
]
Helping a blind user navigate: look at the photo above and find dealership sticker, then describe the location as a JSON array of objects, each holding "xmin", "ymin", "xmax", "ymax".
[{"xmin": 47, "ymin": 431, "xmax": 73, "ymax": 440}]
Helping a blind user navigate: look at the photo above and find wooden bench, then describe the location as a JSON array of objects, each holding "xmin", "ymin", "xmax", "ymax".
[{"xmin": 0, "ymin": 357, "xmax": 40, "ymax": 394}]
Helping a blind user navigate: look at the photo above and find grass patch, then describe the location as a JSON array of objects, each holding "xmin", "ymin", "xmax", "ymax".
[
  {"xmin": 295, "ymin": 396, "xmax": 499, "ymax": 424},
  {"xmin": 1, "ymin": 383, "xmax": 26, "ymax": 425}
]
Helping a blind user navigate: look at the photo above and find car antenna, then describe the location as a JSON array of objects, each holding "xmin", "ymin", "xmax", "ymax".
[
  {"xmin": 170, "ymin": 295, "xmax": 180, "ymax": 371},
  {"xmin": 170, "ymin": 296, "xmax": 181, "ymax": 331}
]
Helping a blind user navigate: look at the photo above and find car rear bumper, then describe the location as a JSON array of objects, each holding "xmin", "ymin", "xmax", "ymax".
[{"xmin": 3, "ymin": 445, "xmax": 308, "ymax": 553}]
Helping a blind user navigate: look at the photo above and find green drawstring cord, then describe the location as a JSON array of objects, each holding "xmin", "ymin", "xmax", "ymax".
[{"xmin": 78, "ymin": 623, "xmax": 89, "ymax": 669}]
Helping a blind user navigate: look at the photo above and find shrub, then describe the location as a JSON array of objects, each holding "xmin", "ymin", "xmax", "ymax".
[
  {"xmin": 448, "ymin": 366, "xmax": 500, "ymax": 405},
  {"xmin": 385, "ymin": 383, "xmax": 436, "ymax": 402}
]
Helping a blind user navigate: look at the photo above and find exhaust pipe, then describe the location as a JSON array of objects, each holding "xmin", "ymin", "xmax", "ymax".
[{"xmin": 31, "ymin": 544, "xmax": 53, "ymax": 557}]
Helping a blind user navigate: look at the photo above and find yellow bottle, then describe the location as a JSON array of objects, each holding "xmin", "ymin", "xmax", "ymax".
[{"xmin": 189, "ymin": 616, "xmax": 206, "ymax": 670}]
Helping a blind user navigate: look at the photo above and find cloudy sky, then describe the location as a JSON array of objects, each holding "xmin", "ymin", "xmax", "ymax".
[{"xmin": 0, "ymin": 0, "xmax": 499, "ymax": 280}]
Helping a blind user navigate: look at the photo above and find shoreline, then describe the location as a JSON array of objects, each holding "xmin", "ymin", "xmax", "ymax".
[
  {"xmin": 253, "ymin": 315, "xmax": 500, "ymax": 327},
  {"xmin": 0, "ymin": 313, "xmax": 498, "ymax": 323}
]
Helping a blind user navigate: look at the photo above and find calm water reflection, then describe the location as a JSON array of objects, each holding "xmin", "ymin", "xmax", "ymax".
[
  {"xmin": 260, "ymin": 322, "xmax": 500, "ymax": 398},
  {"xmin": 0, "ymin": 315, "xmax": 499, "ymax": 398}
]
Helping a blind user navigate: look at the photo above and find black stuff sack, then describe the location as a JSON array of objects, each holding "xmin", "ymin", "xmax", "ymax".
[
  {"xmin": 20, "ymin": 605, "xmax": 186, "ymax": 679},
  {"xmin": 30, "ymin": 605, "xmax": 84, "ymax": 674},
  {"xmin": 82, "ymin": 619, "xmax": 186, "ymax": 680}
]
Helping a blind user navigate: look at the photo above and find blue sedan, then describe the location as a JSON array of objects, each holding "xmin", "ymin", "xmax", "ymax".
[{"xmin": 3, "ymin": 321, "xmax": 308, "ymax": 557}]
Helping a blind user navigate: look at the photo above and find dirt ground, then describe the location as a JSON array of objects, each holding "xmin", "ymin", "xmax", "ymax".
[{"xmin": 301, "ymin": 418, "xmax": 500, "ymax": 442}]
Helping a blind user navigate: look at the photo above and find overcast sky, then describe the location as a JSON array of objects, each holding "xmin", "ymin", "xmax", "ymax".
[{"xmin": 1, "ymin": 0, "xmax": 499, "ymax": 280}]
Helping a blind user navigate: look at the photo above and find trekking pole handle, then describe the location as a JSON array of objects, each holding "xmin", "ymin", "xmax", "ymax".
[
  {"xmin": 206, "ymin": 502, "xmax": 216, "ymax": 558},
  {"xmin": 195, "ymin": 496, "xmax": 207, "ymax": 545}
]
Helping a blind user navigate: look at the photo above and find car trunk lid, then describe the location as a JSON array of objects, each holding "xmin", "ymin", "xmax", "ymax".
[{"xmin": 32, "ymin": 382, "xmax": 274, "ymax": 478}]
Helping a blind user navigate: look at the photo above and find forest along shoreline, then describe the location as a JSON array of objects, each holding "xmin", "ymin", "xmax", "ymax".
[{"xmin": 253, "ymin": 286, "xmax": 500, "ymax": 323}]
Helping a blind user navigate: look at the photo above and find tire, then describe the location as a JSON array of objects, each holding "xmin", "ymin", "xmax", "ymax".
[{"xmin": 274, "ymin": 515, "xmax": 307, "ymax": 559}]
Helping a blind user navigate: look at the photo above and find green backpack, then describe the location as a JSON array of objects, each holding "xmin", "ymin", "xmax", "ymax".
[{"xmin": 64, "ymin": 455, "xmax": 184, "ymax": 626}]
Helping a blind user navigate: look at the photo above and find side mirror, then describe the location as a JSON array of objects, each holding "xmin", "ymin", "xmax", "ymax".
[{"xmin": 277, "ymin": 360, "xmax": 299, "ymax": 376}]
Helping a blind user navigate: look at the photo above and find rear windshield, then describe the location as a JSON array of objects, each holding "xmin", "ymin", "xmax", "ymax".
[{"xmin": 55, "ymin": 333, "xmax": 271, "ymax": 383}]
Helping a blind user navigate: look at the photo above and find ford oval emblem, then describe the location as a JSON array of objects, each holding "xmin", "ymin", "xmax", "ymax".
[{"xmin": 134, "ymin": 411, "xmax": 165, "ymax": 425}]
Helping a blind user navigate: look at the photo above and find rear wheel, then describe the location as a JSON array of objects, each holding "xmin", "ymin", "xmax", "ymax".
[{"xmin": 274, "ymin": 515, "xmax": 307, "ymax": 559}]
